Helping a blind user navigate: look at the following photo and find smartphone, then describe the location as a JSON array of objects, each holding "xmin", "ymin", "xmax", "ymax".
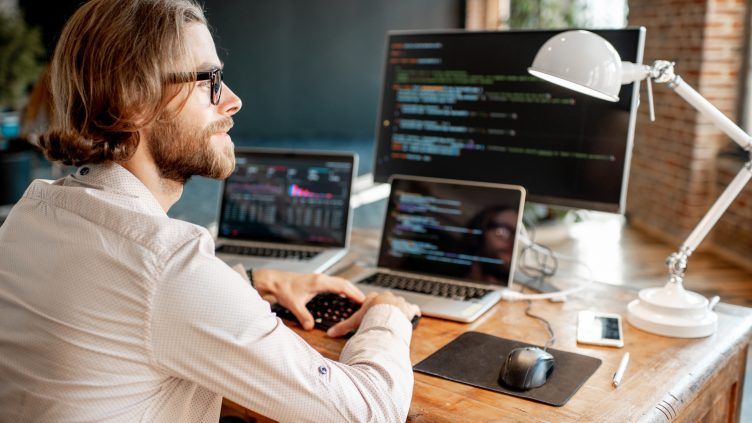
[{"xmin": 577, "ymin": 310, "xmax": 624, "ymax": 347}]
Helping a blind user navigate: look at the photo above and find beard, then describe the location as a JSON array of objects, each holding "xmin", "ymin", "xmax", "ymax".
[{"xmin": 148, "ymin": 115, "xmax": 235, "ymax": 184}]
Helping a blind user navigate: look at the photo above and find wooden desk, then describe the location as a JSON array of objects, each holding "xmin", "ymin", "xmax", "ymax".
[{"xmin": 224, "ymin": 223, "xmax": 752, "ymax": 422}]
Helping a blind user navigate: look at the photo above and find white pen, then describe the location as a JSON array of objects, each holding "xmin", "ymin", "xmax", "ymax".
[{"xmin": 612, "ymin": 352, "xmax": 630, "ymax": 388}]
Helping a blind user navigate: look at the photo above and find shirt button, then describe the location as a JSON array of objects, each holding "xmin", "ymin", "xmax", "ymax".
[
  {"xmin": 318, "ymin": 365, "xmax": 328, "ymax": 375},
  {"xmin": 79, "ymin": 167, "xmax": 90, "ymax": 175}
]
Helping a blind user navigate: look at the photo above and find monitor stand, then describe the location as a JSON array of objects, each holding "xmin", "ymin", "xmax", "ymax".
[{"xmin": 513, "ymin": 270, "xmax": 560, "ymax": 293}]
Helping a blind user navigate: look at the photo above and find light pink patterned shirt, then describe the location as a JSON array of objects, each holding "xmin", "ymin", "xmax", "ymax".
[{"xmin": 0, "ymin": 163, "xmax": 413, "ymax": 423}]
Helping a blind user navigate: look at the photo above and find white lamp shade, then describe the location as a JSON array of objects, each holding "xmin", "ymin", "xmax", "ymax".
[{"xmin": 528, "ymin": 30, "xmax": 623, "ymax": 102}]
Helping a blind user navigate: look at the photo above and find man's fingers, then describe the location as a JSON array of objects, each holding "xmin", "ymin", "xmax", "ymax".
[
  {"xmin": 287, "ymin": 300, "xmax": 315, "ymax": 330},
  {"xmin": 326, "ymin": 292, "xmax": 379, "ymax": 337},
  {"xmin": 315, "ymin": 274, "xmax": 365, "ymax": 303},
  {"xmin": 327, "ymin": 311, "xmax": 362, "ymax": 338}
]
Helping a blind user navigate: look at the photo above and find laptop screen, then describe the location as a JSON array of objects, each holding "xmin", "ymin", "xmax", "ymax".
[
  {"xmin": 378, "ymin": 176, "xmax": 525, "ymax": 287},
  {"xmin": 218, "ymin": 149, "xmax": 355, "ymax": 247}
]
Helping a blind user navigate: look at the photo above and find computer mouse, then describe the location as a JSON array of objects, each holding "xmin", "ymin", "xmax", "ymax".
[{"xmin": 499, "ymin": 346, "xmax": 555, "ymax": 390}]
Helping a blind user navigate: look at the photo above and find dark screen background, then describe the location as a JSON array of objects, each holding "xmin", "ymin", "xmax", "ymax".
[{"xmin": 219, "ymin": 151, "xmax": 354, "ymax": 247}]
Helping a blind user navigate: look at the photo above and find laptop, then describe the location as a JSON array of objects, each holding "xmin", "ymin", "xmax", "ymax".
[
  {"xmin": 351, "ymin": 175, "xmax": 526, "ymax": 322},
  {"xmin": 215, "ymin": 148, "xmax": 357, "ymax": 274}
]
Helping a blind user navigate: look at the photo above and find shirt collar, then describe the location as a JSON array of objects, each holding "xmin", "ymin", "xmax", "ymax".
[{"xmin": 72, "ymin": 162, "xmax": 167, "ymax": 217}]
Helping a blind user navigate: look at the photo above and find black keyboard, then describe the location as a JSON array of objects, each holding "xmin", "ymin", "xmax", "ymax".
[
  {"xmin": 272, "ymin": 293, "xmax": 421, "ymax": 333},
  {"xmin": 216, "ymin": 244, "xmax": 319, "ymax": 261},
  {"xmin": 359, "ymin": 272, "xmax": 491, "ymax": 301}
]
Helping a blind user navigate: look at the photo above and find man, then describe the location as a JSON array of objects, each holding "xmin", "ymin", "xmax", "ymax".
[{"xmin": 0, "ymin": 1, "xmax": 419, "ymax": 422}]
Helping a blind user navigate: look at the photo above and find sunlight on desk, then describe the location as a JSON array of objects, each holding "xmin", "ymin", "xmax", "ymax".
[{"xmin": 531, "ymin": 214, "xmax": 627, "ymax": 289}]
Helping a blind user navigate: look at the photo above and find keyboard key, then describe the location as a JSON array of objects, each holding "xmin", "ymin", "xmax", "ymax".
[
  {"xmin": 360, "ymin": 273, "xmax": 490, "ymax": 301},
  {"xmin": 216, "ymin": 244, "xmax": 319, "ymax": 261}
]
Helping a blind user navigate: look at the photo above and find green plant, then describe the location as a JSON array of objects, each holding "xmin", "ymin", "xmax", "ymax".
[
  {"xmin": 509, "ymin": 0, "xmax": 584, "ymax": 29},
  {"xmin": 0, "ymin": 11, "xmax": 44, "ymax": 111}
]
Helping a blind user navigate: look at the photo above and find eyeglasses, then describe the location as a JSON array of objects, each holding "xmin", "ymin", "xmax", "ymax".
[
  {"xmin": 195, "ymin": 68, "xmax": 223, "ymax": 105},
  {"xmin": 169, "ymin": 68, "xmax": 223, "ymax": 105}
]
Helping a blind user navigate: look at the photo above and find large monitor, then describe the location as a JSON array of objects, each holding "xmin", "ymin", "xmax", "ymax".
[{"xmin": 372, "ymin": 28, "xmax": 645, "ymax": 213}]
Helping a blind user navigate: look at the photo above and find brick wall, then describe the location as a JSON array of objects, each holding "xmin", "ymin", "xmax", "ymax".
[{"xmin": 626, "ymin": 0, "xmax": 750, "ymax": 268}]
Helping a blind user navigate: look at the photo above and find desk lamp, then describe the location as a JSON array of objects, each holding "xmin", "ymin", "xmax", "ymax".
[{"xmin": 527, "ymin": 30, "xmax": 752, "ymax": 338}]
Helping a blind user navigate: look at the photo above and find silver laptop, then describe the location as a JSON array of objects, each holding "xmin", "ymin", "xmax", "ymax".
[
  {"xmin": 215, "ymin": 148, "xmax": 357, "ymax": 273},
  {"xmin": 352, "ymin": 175, "xmax": 526, "ymax": 322}
]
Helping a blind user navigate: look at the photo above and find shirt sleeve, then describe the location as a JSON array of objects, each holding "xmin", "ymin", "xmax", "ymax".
[{"xmin": 148, "ymin": 232, "xmax": 414, "ymax": 423}]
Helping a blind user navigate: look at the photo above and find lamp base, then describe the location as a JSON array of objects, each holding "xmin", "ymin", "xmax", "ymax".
[{"xmin": 626, "ymin": 284, "xmax": 717, "ymax": 338}]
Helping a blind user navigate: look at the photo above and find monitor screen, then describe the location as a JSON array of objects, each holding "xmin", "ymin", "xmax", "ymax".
[
  {"xmin": 373, "ymin": 28, "xmax": 645, "ymax": 213},
  {"xmin": 218, "ymin": 149, "xmax": 355, "ymax": 247},
  {"xmin": 378, "ymin": 176, "xmax": 525, "ymax": 286}
]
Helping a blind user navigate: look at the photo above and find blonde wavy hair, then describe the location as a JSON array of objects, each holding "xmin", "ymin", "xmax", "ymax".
[{"xmin": 39, "ymin": 0, "xmax": 206, "ymax": 166}]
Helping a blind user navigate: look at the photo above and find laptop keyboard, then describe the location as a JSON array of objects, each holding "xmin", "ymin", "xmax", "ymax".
[
  {"xmin": 272, "ymin": 293, "xmax": 421, "ymax": 333},
  {"xmin": 359, "ymin": 272, "xmax": 491, "ymax": 301},
  {"xmin": 216, "ymin": 244, "xmax": 320, "ymax": 261}
]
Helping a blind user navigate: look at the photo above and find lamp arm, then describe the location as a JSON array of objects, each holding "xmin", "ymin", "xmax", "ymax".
[
  {"xmin": 674, "ymin": 161, "xmax": 752, "ymax": 261},
  {"xmin": 652, "ymin": 68, "xmax": 752, "ymax": 279},
  {"xmin": 667, "ymin": 74, "xmax": 752, "ymax": 151}
]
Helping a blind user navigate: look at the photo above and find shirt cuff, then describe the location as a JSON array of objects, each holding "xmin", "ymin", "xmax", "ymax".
[{"xmin": 357, "ymin": 303, "xmax": 413, "ymax": 346}]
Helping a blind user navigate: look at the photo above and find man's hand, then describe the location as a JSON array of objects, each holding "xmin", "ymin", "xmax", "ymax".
[
  {"xmin": 326, "ymin": 291, "xmax": 420, "ymax": 338},
  {"xmin": 251, "ymin": 268, "xmax": 365, "ymax": 330}
]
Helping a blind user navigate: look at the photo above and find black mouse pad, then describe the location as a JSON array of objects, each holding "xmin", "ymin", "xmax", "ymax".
[{"xmin": 413, "ymin": 331, "xmax": 601, "ymax": 407}]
